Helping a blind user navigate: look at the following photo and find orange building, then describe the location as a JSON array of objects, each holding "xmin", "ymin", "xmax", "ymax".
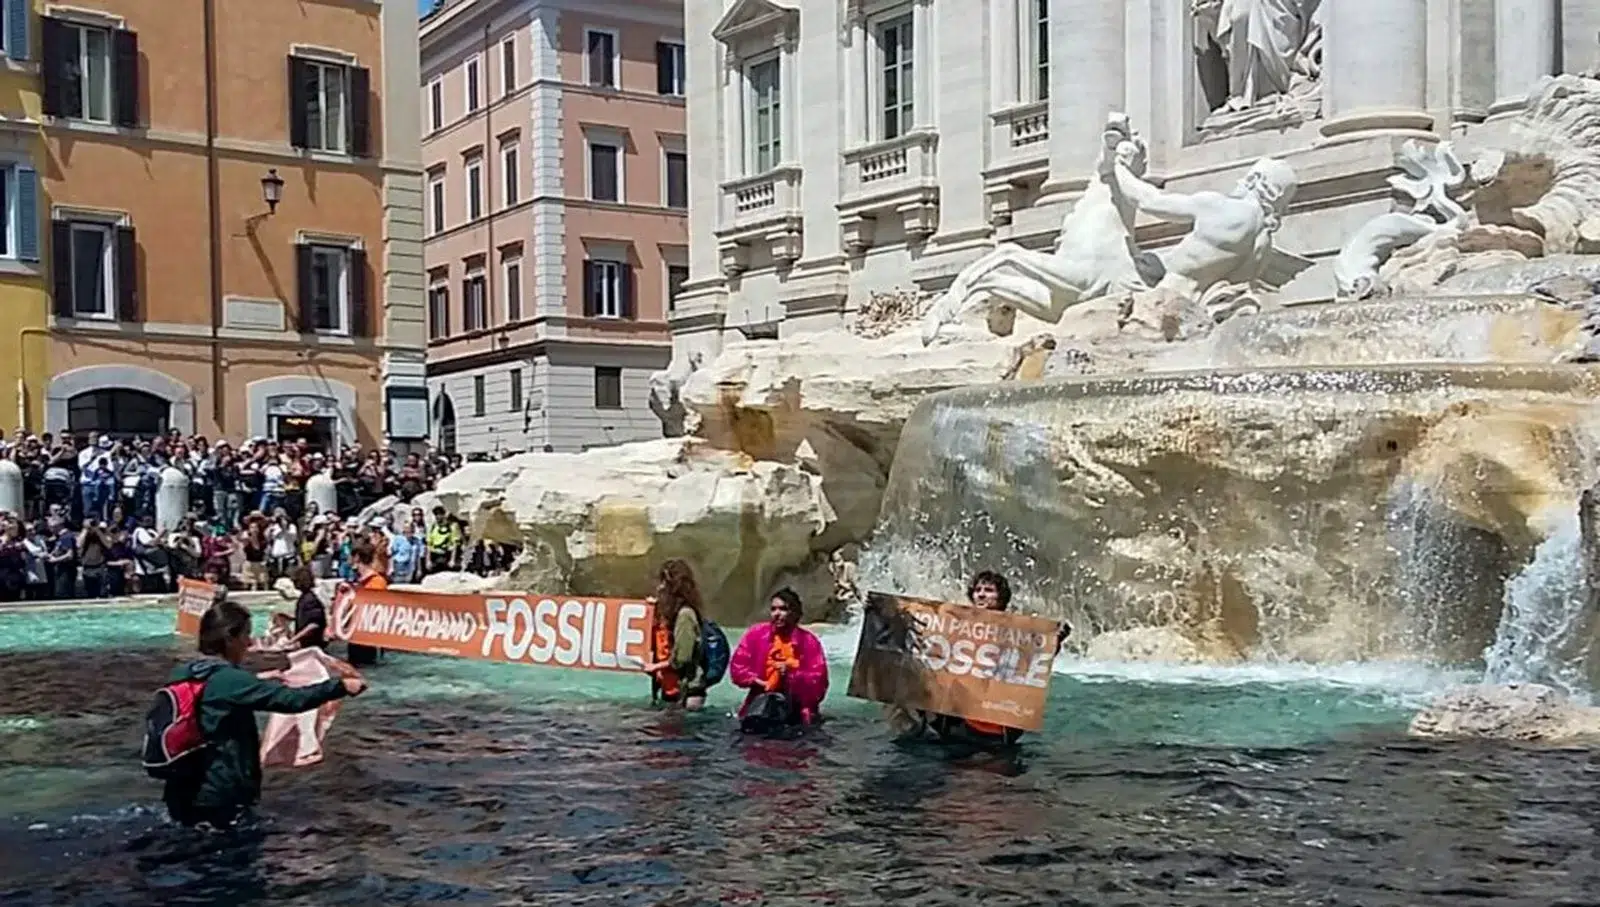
[{"xmin": 35, "ymin": 0, "xmax": 426, "ymax": 450}]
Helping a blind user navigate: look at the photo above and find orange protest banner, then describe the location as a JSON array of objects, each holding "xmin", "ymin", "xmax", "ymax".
[
  {"xmin": 174, "ymin": 577, "xmax": 219, "ymax": 637},
  {"xmin": 330, "ymin": 585, "xmax": 654, "ymax": 672},
  {"xmin": 847, "ymin": 592, "xmax": 1058, "ymax": 731}
]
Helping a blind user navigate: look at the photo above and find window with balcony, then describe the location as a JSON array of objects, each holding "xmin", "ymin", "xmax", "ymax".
[
  {"xmin": 428, "ymin": 171, "xmax": 445, "ymax": 235},
  {"xmin": 502, "ymin": 255, "xmax": 522, "ymax": 322},
  {"xmin": 1029, "ymin": 0, "xmax": 1048, "ymax": 102},
  {"xmin": 656, "ymin": 41, "xmax": 685, "ymax": 96},
  {"xmin": 465, "ymin": 154, "xmax": 483, "ymax": 221},
  {"xmin": 295, "ymin": 241, "xmax": 366, "ymax": 336},
  {"xmin": 465, "ymin": 56, "xmax": 481, "ymax": 112},
  {"xmin": 462, "ymin": 269, "xmax": 487, "ymax": 332},
  {"xmin": 52, "ymin": 218, "xmax": 135, "ymax": 321},
  {"xmin": 664, "ymin": 150, "xmax": 687, "ymax": 209},
  {"xmin": 746, "ymin": 57, "xmax": 781, "ymax": 174},
  {"xmin": 875, "ymin": 15, "xmax": 914, "ymax": 140},
  {"xmin": 427, "ymin": 281, "xmax": 450, "ymax": 339},
  {"xmin": 588, "ymin": 140, "xmax": 621, "ymax": 203},
  {"xmin": 593, "ymin": 366, "xmax": 622, "ymax": 410},
  {"xmin": 582, "ymin": 258, "xmax": 631, "ymax": 319},
  {"xmin": 501, "ymin": 36, "xmax": 516, "ymax": 97},
  {"xmin": 288, "ymin": 55, "xmax": 370, "ymax": 156},
  {"xmin": 585, "ymin": 28, "xmax": 617, "ymax": 88},
  {"xmin": 428, "ymin": 78, "xmax": 443, "ymax": 132},
  {"xmin": 42, "ymin": 18, "xmax": 139, "ymax": 128},
  {"xmin": 501, "ymin": 140, "xmax": 520, "ymax": 208}
]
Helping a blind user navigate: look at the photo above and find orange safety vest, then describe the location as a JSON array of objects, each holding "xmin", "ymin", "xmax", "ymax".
[
  {"xmin": 763, "ymin": 634, "xmax": 798, "ymax": 692},
  {"xmin": 652, "ymin": 623, "xmax": 681, "ymax": 699}
]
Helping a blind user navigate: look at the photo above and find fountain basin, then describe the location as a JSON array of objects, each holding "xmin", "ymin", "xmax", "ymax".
[{"xmin": 869, "ymin": 364, "xmax": 1600, "ymax": 668}]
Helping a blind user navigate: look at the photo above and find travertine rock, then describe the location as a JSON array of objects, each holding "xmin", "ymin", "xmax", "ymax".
[
  {"xmin": 1409, "ymin": 683, "xmax": 1600, "ymax": 743},
  {"xmin": 431, "ymin": 438, "xmax": 833, "ymax": 624}
]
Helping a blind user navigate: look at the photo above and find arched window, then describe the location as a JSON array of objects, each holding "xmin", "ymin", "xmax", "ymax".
[
  {"xmin": 433, "ymin": 392, "xmax": 457, "ymax": 454},
  {"xmin": 67, "ymin": 389, "xmax": 170, "ymax": 439}
]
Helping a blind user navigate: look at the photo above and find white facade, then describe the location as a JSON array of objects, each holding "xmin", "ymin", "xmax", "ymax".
[{"xmin": 675, "ymin": 0, "xmax": 1585, "ymax": 364}]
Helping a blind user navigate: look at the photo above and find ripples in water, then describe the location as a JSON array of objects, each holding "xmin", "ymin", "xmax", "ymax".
[{"xmin": 1, "ymin": 631, "xmax": 1598, "ymax": 905}]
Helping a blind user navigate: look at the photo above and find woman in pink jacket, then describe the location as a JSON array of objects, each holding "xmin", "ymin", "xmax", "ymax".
[{"xmin": 729, "ymin": 588, "xmax": 829, "ymax": 733}]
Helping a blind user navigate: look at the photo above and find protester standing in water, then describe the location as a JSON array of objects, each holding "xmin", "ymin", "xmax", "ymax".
[
  {"xmin": 161, "ymin": 600, "xmax": 365, "ymax": 827},
  {"xmin": 729, "ymin": 588, "xmax": 828, "ymax": 732},
  {"xmin": 344, "ymin": 538, "xmax": 386, "ymax": 667},
  {"xmin": 920, "ymin": 571, "xmax": 1070, "ymax": 746},
  {"xmin": 643, "ymin": 559, "xmax": 708, "ymax": 711}
]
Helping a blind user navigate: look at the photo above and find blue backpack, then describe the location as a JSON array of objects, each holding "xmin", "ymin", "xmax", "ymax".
[{"xmin": 700, "ymin": 619, "xmax": 730, "ymax": 686}]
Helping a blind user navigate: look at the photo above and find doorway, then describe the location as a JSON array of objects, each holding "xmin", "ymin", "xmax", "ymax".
[{"xmin": 272, "ymin": 414, "xmax": 336, "ymax": 452}]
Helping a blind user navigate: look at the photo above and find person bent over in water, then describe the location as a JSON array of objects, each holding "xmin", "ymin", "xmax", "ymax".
[
  {"xmin": 163, "ymin": 600, "xmax": 365, "ymax": 828},
  {"xmin": 643, "ymin": 558, "xmax": 708, "ymax": 711},
  {"xmin": 730, "ymin": 588, "xmax": 828, "ymax": 733},
  {"xmin": 922, "ymin": 571, "xmax": 1070, "ymax": 746}
]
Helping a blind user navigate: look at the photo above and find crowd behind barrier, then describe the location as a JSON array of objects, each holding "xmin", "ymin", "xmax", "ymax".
[{"xmin": 0, "ymin": 429, "xmax": 523, "ymax": 601}]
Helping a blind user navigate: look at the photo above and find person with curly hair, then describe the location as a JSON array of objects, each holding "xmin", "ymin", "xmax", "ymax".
[{"xmin": 643, "ymin": 558, "xmax": 708, "ymax": 710}]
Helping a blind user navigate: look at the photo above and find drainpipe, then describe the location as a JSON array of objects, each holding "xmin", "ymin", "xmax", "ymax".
[
  {"xmin": 15, "ymin": 326, "xmax": 48, "ymax": 430},
  {"xmin": 203, "ymin": 0, "xmax": 225, "ymax": 429}
]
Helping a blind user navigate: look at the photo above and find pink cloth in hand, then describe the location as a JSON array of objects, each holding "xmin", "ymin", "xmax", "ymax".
[{"xmin": 259, "ymin": 648, "xmax": 361, "ymax": 768}]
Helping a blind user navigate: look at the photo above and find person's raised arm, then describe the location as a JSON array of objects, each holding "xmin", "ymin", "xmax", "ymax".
[
  {"xmin": 215, "ymin": 667, "xmax": 363, "ymax": 714},
  {"xmin": 1112, "ymin": 159, "xmax": 1199, "ymax": 224}
]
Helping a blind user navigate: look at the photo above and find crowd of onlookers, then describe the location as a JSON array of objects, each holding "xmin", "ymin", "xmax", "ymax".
[{"xmin": 0, "ymin": 430, "xmax": 518, "ymax": 601}]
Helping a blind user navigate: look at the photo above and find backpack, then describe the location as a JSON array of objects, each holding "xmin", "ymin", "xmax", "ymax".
[
  {"xmin": 141, "ymin": 679, "xmax": 208, "ymax": 779},
  {"xmin": 699, "ymin": 619, "xmax": 731, "ymax": 686}
]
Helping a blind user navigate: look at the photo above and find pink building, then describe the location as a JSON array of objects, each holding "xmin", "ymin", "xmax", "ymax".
[{"xmin": 420, "ymin": 0, "xmax": 685, "ymax": 454}]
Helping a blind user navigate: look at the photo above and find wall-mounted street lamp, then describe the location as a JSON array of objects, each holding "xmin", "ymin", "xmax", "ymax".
[{"xmin": 261, "ymin": 168, "xmax": 285, "ymax": 215}]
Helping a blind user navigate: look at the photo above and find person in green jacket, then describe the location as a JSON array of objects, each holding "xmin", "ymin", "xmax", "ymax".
[
  {"xmin": 642, "ymin": 558, "xmax": 706, "ymax": 710},
  {"xmin": 163, "ymin": 599, "xmax": 366, "ymax": 828}
]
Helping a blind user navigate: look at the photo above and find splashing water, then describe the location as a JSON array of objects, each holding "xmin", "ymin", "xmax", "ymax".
[{"xmin": 1482, "ymin": 508, "xmax": 1593, "ymax": 696}]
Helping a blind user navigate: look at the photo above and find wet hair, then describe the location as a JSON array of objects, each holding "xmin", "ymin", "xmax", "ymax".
[
  {"xmin": 291, "ymin": 565, "xmax": 315, "ymax": 591},
  {"xmin": 967, "ymin": 571, "xmax": 1013, "ymax": 610},
  {"xmin": 655, "ymin": 558, "xmax": 703, "ymax": 627},
  {"xmin": 770, "ymin": 587, "xmax": 803, "ymax": 618},
  {"xmin": 198, "ymin": 601, "xmax": 252, "ymax": 656}
]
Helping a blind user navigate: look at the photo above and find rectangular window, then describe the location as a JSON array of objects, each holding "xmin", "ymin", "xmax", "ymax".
[
  {"xmin": 473, "ymin": 375, "xmax": 485, "ymax": 417},
  {"xmin": 876, "ymin": 15, "xmax": 914, "ymax": 140},
  {"xmin": 655, "ymin": 41, "xmax": 685, "ymax": 96},
  {"xmin": 667, "ymin": 264, "xmax": 688, "ymax": 313},
  {"xmin": 586, "ymin": 259, "xmax": 624, "ymax": 318},
  {"xmin": 428, "ymin": 173, "xmax": 445, "ymax": 235},
  {"xmin": 585, "ymin": 29, "xmax": 616, "ymax": 88},
  {"xmin": 428, "ymin": 79, "xmax": 443, "ymax": 131},
  {"xmin": 503, "ymin": 256, "xmax": 522, "ymax": 322},
  {"xmin": 462, "ymin": 270, "xmax": 487, "ymax": 331},
  {"xmin": 500, "ymin": 141, "xmax": 519, "ymax": 208},
  {"xmin": 307, "ymin": 244, "xmax": 350, "ymax": 334},
  {"xmin": 67, "ymin": 222, "xmax": 114, "ymax": 318},
  {"xmin": 304, "ymin": 60, "xmax": 349, "ymax": 153},
  {"xmin": 465, "ymin": 156, "xmax": 483, "ymax": 221},
  {"xmin": 427, "ymin": 283, "xmax": 449, "ymax": 339},
  {"xmin": 63, "ymin": 23, "xmax": 112, "ymax": 124},
  {"xmin": 509, "ymin": 368, "xmax": 522, "ymax": 412},
  {"xmin": 1030, "ymin": 0, "xmax": 1048, "ymax": 102},
  {"xmin": 664, "ymin": 150, "xmax": 687, "ymax": 209},
  {"xmin": 501, "ymin": 36, "xmax": 516, "ymax": 96},
  {"xmin": 748, "ymin": 58, "xmax": 780, "ymax": 174},
  {"xmin": 465, "ymin": 57, "xmax": 480, "ymax": 112},
  {"xmin": 588, "ymin": 141, "xmax": 620, "ymax": 202},
  {"xmin": 594, "ymin": 366, "xmax": 622, "ymax": 410}
]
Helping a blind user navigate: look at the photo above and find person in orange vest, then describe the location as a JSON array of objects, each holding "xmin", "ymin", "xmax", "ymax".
[
  {"xmin": 642, "ymin": 558, "xmax": 708, "ymax": 711},
  {"xmin": 344, "ymin": 538, "xmax": 387, "ymax": 668},
  {"xmin": 923, "ymin": 570, "xmax": 1070, "ymax": 746}
]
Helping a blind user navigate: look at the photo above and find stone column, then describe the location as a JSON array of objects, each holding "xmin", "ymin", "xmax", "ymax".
[
  {"xmin": 1038, "ymin": 0, "xmax": 1126, "ymax": 200},
  {"xmin": 844, "ymin": 16, "xmax": 866, "ymax": 145},
  {"xmin": 1321, "ymin": 0, "xmax": 1434, "ymax": 138},
  {"xmin": 1489, "ymin": 0, "xmax": 1558, "ymax": 117},
  {"xmin": 911, "ymin": 0, "xmax": 932, "ymax": 129}
]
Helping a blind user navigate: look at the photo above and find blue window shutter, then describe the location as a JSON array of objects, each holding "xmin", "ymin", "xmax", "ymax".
[
  {"xmin": 15, "ymin": 166, "xmax": 37, "ymax": 262},
  {"xmin": 5, "ymin": 0, "xmax": 28, "ymax": 62}
]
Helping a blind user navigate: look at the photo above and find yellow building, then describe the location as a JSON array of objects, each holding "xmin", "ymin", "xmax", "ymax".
[{"xmin": 0, "ymin": 0, "xmax": 47, "ymax": 433}]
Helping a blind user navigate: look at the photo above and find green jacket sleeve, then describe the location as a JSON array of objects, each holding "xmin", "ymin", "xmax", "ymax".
[
  {"xmin": 210, "ymin": 666, "xmax": 347, "ymax": 714},
  {"xmin": 671, "ymin": 609, "xmax": 700, "ymax": 671}
]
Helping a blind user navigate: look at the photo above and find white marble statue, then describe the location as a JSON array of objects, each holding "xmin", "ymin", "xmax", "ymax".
[
  {"xmin": 920, "ymin": 114, "xmax": 1151, "ymax": 346},
  {"xmin": 1192, "ymin": 0, "xmax": 1324, "ymax": 137},
  {"xmin": 647, "ymin": 351, "xmax": 703, "ymax": 438},
  {"xmin": 1334, "ymin": 141, "xmax": 1472, "ymax": 300}
]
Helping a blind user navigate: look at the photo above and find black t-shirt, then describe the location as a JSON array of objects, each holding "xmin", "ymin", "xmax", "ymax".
[{"xmin": 294, "ymin": 590, "xmax": 327, "ymax": 649}]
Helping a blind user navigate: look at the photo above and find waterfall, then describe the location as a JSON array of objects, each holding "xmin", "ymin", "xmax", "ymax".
[{"xmin": 1482, "ymin": 510, "xmax": 1591, "ymax": 696}]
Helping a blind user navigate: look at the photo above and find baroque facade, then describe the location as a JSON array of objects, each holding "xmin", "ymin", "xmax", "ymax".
[
  {"xmin": 674, "ymin": 0, "xmax": 1588, "ymax": 365},
  {"xmin": 421, "ymin": 0, "xmax": 683, "ymax": 456}
]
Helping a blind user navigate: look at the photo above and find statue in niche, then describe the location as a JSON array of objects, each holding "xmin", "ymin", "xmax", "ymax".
[
  {"xmin": 1191, "ymin": 0, "xmax": 1324, "ymax": 139},
  {"xmin": 922, "ymin": 113, "xmax": 1311, "ymax": 346}
]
